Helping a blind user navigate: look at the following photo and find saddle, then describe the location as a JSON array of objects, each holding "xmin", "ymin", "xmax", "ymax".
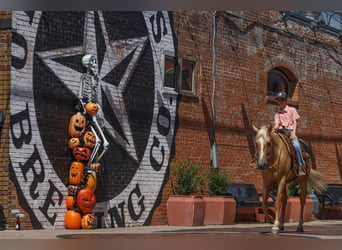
[{"xmin": 276, "ymin": 131, "xmax": 309, "ymax": 176}]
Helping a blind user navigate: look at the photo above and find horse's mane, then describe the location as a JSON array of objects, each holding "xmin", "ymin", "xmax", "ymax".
[{"xmin": 256, "ymin": 125, "xmax": 271, "ymax": 139}]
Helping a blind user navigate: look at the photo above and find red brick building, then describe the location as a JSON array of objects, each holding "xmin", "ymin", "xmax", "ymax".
[{"xmin": 0, "ymin": 11, "xmax": 341, "ymax": 229}]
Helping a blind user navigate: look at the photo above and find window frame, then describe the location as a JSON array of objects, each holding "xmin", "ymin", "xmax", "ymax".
[
  {"xmin": 162, "ymin": 51, "xmax": 178, "ymax": 95},
  {"xmin": 178, "ymin": 55, "xmax": 198, "ymax": 97}
]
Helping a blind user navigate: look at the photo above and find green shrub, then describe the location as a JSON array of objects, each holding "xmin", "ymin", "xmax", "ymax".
[
  {"xmin": 270, "ymin": 183, "xmax": 278, "ymax": 197},
  {"xmin": 269, "ymin": 182, "xmax": 311, "ymax": 197},
  {"xmin": 207, "ymin": 168, "xmax": 230, "ymax": 196},
  {"xmin": 287, "ymin": 181, "xmax": 311, "ymax": 197},
  {"xmin": 170, "ymin": 157, "xmax": 206, "ymax": 195}
]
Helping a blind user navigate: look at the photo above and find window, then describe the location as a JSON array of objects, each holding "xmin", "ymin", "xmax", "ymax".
[
  {"xmin": 181, "ymin": 59, "xmax": 195, "ymax": 92},
  {"xmin": 282, "ymin": 11, "xmax": 342, "ymax": 32},
  {"xmin": 163, "ymin": 54, "xmax": 177, "ymax": 91},
  {"xmin": 321, "ymin": 11, "xmax": 341, "ymax": 30},
  {"xmin": 163, "ymin": 53, "xmax": 198, "ymax": 96},
  {"xmin": 267, "ymin": 69, "xmax": 291, "ymax": 97},
  {"xmin": 179, "ymin": 57, "xmax": 197, "ymax": 96},
  {"xmin": 267, "ymin": 67, "xmax": 299, "ymax": 105}
]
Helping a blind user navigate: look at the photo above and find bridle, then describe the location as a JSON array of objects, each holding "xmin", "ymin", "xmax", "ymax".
[{"xmin": 255, "ymin": 128, "xmax": 281, "ymax": 170}]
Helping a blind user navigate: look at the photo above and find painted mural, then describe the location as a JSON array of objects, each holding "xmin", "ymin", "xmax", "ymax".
[{"xmin": 10, "ymin": 11, "xmax": 178, "ymax": 229}]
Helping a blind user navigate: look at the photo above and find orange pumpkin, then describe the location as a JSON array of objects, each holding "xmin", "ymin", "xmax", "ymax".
[
  {"xmin": 82, "ymin": 131, "xmax": 96, "ymax": 148},
  {"xmin": 86, "ymin": 172, "xmax": 97, "ymax": 192},
  {"xmin": 81, "ymin": 214, "xmax": 95, "ymax": 229},
  {"xmin": 77, "ymin": 188, "xmax": 96, "ymax": 214},
  {"xmin": 68, "ymin": 161, "xmax": 84, "ymax": 185},
  {"xmin": 66, "ymin": 196, "xmax": 75, "ymax": 209},
  {"xmin": 68, "ymin": 137, "xmax": 80, "ymax": 149},
  {"xmin": 64, "ymin": 210, "xmax": 81, "ymax": 229},
  {"xmin": 73, "ymin": 147, "xmax": 91, "ymax": 161},
  {"xmin": 68, "ymin": 112, "xmax": 86, "ymax": 137},
  {"xmin": 85, "ymin": 102, "xmax": 99, "ymax": 115}
]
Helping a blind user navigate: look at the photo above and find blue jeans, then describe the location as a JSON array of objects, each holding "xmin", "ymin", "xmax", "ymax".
[{"xmin": 285, "ymin": 129, "xmax": 306, "ymax": 165}]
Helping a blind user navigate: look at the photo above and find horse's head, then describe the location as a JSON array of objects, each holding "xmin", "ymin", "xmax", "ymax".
[{"xmin": 253, "ymin": 124, "xmax": 273, "ymax": 170}]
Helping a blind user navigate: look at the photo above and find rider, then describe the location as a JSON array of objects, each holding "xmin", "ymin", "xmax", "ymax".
[{"xmin": 273, "ymin": 91, "xmax": 305, "ymax": 176}]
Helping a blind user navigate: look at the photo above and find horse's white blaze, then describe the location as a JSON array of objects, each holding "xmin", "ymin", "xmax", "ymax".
[{"xmin": 258, "ymin": 136, "xmax": 266, "ymax": 160}]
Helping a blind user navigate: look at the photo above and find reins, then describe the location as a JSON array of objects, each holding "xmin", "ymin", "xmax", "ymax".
[{"xmin": 266, "ymin": 132, "xmax": 282, "ymax": 169}]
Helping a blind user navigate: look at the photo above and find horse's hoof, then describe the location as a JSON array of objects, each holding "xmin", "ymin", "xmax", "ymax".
[
  {"xmin": 279, "ymin": 226, "xmax": 284, "ymax": 231},
  {"xmin": 271, "ymin": 228, "xmax": 280, "ymax": 235},
  {"xmin": 296, "ymin": 227, "xmax": 304, "ymax": 232}
]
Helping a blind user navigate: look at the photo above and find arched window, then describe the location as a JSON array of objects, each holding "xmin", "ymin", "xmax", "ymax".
[
  {"xmin": 267, "ymin": 69, "xmax": 291, "ymax": 97},
  {"xmin": 267, "ymin": 67, "xmax": 299, "ymax": 106}
]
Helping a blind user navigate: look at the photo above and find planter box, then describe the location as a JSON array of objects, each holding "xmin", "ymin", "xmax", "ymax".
[
  {"xmin": 255, "ymin": 197, "xmax": 313, "ymax": 223},
  {"xmin": 285, "ymin": 197, "xmax": 313, "ymax": 222},
  {"xmin": 202, "ymin": 196, "xmax": 236, "ymax": 225},
  {"xmin": 167, "ymin": 195, "xmax": 205, "ymax": 226}
]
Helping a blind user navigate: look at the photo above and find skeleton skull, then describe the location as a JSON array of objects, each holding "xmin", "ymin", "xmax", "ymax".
[{"xmin": 82, "ymin": 54, "xmax": 97, "ymax": 73}]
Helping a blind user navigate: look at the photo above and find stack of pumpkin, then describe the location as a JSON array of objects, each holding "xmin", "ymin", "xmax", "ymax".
[{"xmin": 64, "ymin": 102, "xmax": 100, "ymax": 229}]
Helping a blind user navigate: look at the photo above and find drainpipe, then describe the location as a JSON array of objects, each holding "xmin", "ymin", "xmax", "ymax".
[{"xmin": 210, "ymin": 11, "xmax": 219, "ymax": 169}]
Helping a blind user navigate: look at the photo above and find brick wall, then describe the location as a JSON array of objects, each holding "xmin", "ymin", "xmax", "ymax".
[
  {"xmin": 167, "ymin": 11, "xmax": 342, "ymax": 200},
  {"xmin": 1, "ymin": 11, "xmax": 342, "ymax": 229},
  {"xmin": 156, "ymin": 11, "xmax": 342, "ymax": 224},
  {"xmin": 0, "ymin": 11, "xmax": 18, "ymax": 230}
]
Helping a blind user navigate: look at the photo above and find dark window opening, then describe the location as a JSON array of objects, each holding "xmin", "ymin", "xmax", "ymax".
[
  {"xmin": 267, "ymin": 69, "xmax": 291, "ymax": 97},
  {"xmin": 181, "ymin": 59, "xmax": 195, "ymax": 92},
  {"xmin": 164, "ymin": 55, "xmax": 177, "ymax": 90}
]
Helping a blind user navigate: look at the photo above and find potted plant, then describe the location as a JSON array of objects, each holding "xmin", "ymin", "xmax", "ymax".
[
  {"xmin": 167, "ymin": 157, "xmax": 206, "ymax": 226},
  {"xmin": 285, "ymin": 181, "xmax": 313, "ymax": 222},
  {"xmin": 202, "ymin": 168, "xmax": 236, "ymax": 225}
]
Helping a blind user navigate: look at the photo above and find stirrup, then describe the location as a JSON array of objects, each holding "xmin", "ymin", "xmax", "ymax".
[{"xmin": 297, "ymin": 166, "xmax": 305, "ymax": 176}]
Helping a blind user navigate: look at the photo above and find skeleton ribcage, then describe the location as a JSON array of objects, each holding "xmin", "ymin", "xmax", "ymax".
[{"xmin": 81, "ymin": 74, "xmax": 98, "ymax": 103}]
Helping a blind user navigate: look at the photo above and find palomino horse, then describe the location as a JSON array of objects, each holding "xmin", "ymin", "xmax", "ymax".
[{"xmin": 252, "ymin": 124, "xmax": 327, "ymax": 235}]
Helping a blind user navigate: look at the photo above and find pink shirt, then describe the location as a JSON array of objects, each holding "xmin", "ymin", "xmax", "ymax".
[{"xmin": 274, "ymin": 105, "xmax": 300, "ymax": 130}]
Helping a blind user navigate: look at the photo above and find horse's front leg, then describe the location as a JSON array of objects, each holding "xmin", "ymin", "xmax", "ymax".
[
  {"xmin": 272, "ymin": 178, "xmax": 286, "ymax": 235},
  {"xmin": 278, "ymin": 187, "xmax": 288, "ymax": 231},
  {"xmin": 262, "ymin": 185, "xmax": 274, "ymax": 224},
  {"xmin": 297, "ymin": 180, "xmax": 307, "ymax": 232}
]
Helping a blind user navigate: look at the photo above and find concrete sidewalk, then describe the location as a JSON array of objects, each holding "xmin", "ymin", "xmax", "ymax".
[{"xmin": 0, "ymin": 219, "xmax": 342, "ymax": 239}]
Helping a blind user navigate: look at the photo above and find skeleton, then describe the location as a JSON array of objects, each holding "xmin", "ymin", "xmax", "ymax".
[
  {"xmin": 79, "ymin": 54, "xmax": 109, "ymax": 170},
  {"xmin": 79, "ymin": 55, "xmax": 99, "ymax": 103}
]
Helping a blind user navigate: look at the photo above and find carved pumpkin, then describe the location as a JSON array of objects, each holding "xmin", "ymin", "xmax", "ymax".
[
  {"xmin": 77, "ymin": 188, "xmax": 96, "ymax": 214},
  {"xmin": 82, "ymin": 131, "xmax": 96, "ymax": 148},
  {"xmin": 68, "ymin": 161, "xmax": 84, "ymax": 185},
  {"xmin": 66, "ymin": 196, "xmax": 75, "ymax": 209},
  {"xmin": 68, "ymin": 137, "xmax": 80, "ymax": 149},
  {"xmin": 68, "ymin": 112, "xmax": 86, "ymax": 137},
  {"xmin": 64, "ymin": 210, "xmax": 81, "ymax": 229},
  {"xmin": 85, "ymin": 102, "xmax": 99, "ymax": 115},
  {"xmin": 90, "ymin": 162, "xmax": 101, "ymax": 173},
  {"xmin": 86, "ymin": 172, "xmax": 97, "ymax": 192},
  {"xmin": 68, "ymin": 185, "xmax": 80, "ymax": 195},
  {"xmin": 73, "ymin": 147, "xmax": 91, "ymax": 161},
  {"xmin": 81, "ymin": 213, "xmax": 95, "ymax": 229}
]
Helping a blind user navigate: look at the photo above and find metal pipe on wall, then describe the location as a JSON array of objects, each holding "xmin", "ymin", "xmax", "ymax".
[{"xmin": 210, "ymin": 11, "xmax": 219, "ymax": 169}]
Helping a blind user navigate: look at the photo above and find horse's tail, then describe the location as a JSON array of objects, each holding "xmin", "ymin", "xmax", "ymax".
[{"xmin": 308, "ymin": 169, "xmax": 327, "ymax": 194}]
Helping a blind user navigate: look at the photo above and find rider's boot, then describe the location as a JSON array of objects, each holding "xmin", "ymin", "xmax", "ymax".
[{"xmin": 298, "ymin": 165, "xmax": 305, "ymax": 176}]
